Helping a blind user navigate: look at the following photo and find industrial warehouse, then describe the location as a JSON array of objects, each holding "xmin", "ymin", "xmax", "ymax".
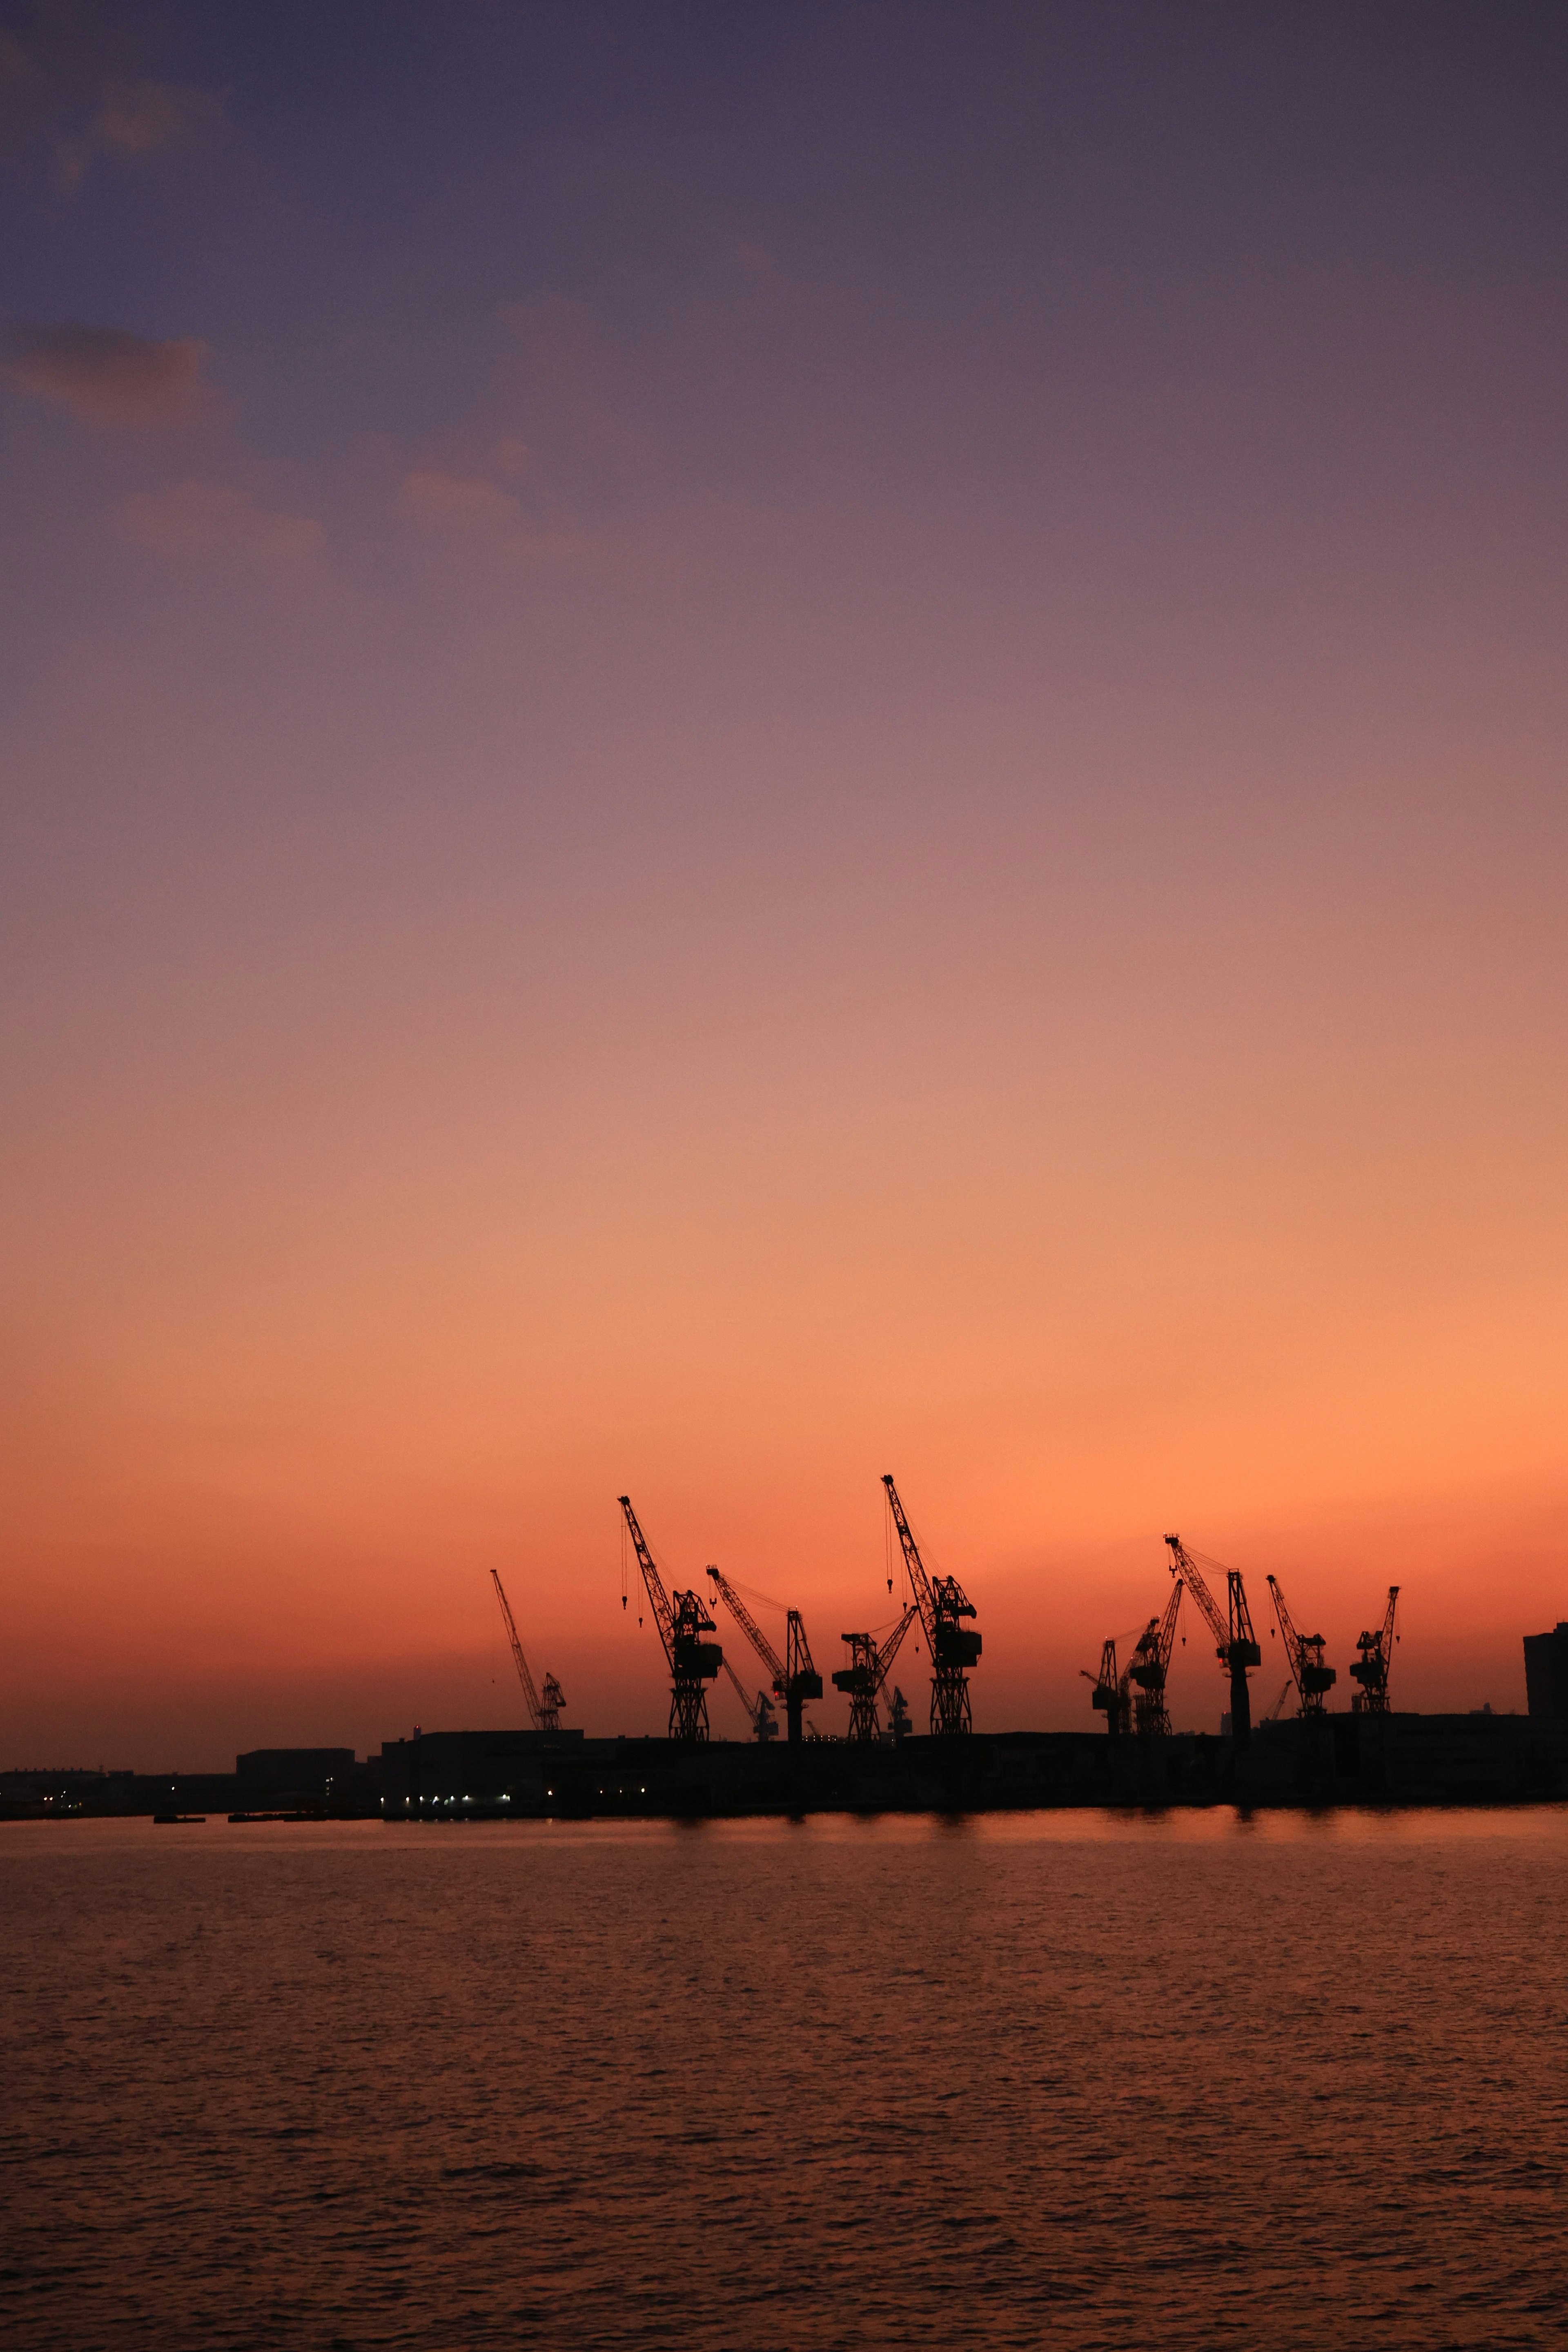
[{"xmin": 9, "ymin": 1475, "xmax": 1568, "ymax": 1823}]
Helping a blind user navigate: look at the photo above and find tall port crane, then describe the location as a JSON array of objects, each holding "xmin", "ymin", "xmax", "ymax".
[
  {"xmin": 1165, "ymin": 1535, "xmax": 1261, "ymax": 1748},
  {"xmin": 1085, "ymin": 1637, "xmax": 1133, "ymax": 1736},
  {"xmin": 617, "ymin": 1494, "xmax": 723, "ymax": 1743},
  {"xmin": 705, "ymin": 1566, "xmax": 824, "ymax": 1745},
  {"xmin": 720, "ymin": 1654, "xmax": 778, "ymax": 1741},
  {"xmin": 882, "ymin": 1474, "xmax": 982, "ymax": 1735},
  {"xmin": 1350, "ymin": 1586, "xmax": 1400, "ymax": 1715},
  {"xmin": 1266, "ymin": 1575, "xmax": 1337, "ymax": 1718},
  {"xmin": 1127, "ymin": 1578, "xmax": 1183, "ymax": 1736},
  {"xmin": 490, "ymin": 1568, "xmax": 565, "ymax": 1733},
  {"xmin": 833, "ymin": 1604, "xmax": 919, "ymax": 1742}
]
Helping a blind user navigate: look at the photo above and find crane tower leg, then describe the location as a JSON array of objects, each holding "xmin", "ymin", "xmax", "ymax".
[
  {"xmin": 670, "ymin": 1681, "xmax": 710, "ymax": 1744},
  {"xmin": 1229, "ymin": 1658, "xmax": 1252, "ymax": 1750}
]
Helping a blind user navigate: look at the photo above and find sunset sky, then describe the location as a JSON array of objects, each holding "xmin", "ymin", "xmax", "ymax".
[{"xmin": 4, "ymin": 2, "xmax": 1568, "ymax": 1765}]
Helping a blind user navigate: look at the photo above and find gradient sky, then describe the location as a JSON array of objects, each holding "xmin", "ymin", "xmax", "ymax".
[{"xmin": 4, "ymin": 1, "xmax": 1568, "ymax": 1766}]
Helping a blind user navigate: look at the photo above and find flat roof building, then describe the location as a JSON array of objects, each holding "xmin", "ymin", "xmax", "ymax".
[{"xmin": 1523, "ymin": 1625, "xmax": 1568, "ymax": 1721}]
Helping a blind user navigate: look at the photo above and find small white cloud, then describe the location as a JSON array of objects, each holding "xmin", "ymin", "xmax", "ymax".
[
  {"xmin": 2, "ymin": 323, "xmax": 209, "ymax": 428},
  {"xmin": 120, "ymin": 481, "xmax": 324, "ymax": 571},
  {"xmin": 399, "ymin": 468, "xmax": 523, "ymax": 537}
]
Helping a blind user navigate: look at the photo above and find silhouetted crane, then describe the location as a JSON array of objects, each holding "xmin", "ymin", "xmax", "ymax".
[
  {"xmin": 705, "ymin": 1565, "xmax": 823, "ymax": 1745},
  {"xmin": 1263, "ymin": 1677, "xmax": 1294, "ymax": 1722},
  {"xmin": 833, "ymin": 1603, "xmax": 919, "ymax": 1741},
  {"xmin": 1127, "ymin": 1579, "xmax": 1184, "ymax": 1736},
  {"xmin": 1084, "ymin": 1636, "xmax": 1133, "ymax": 1735},
  {"xmin": 1266, "ymin": 1575, "xmax": 1337, "ymax": 1717},
  {"xmin": 1350, "ymin": 1586, "xmax": 1400, "ymax": 1715},
  {"xmin": 1165, "ymin": 1535, "xmax": 1261, "ymax": 1748},
  {"xmin": 882, "ymin": 1474, "xmax": 981, "ymax": 1735},
  {"xmin": 617, "ymin": 1494, "xmax": 723, "ymax": 1743},
  {"xmin": 490, "ymin": 1569, "xmax": 565, "ymax": 1733},
  {"xmin": 720, "ymin": 1654, "xmax": 778, "ymax": 1741}
]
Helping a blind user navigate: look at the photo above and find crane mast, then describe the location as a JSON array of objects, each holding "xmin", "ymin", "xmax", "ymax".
[
  {"xmin": 882, "ymin": 1474, "xmax": 981, "ymax": 1735},
  {"xmin": 617, "ymin": 1494, "xmax": 723, "ymax": 1744},
  {"xmin": 706, "ymin": 1565, "xmax": 824, "ymax": 1744},
  {"xmin": 1350, "ymin": 1585, "xmax": 1400, "ymax": 1715},
  {"xmin": 1085, "ymin": 1635, "xmax": 1132, "ymax": 1736},
  {"xmin": 1266, "ymin": 1575, "xmax": 1336, "ymax": 1718},
  {"xmin": 1165, "ymin": 1535, "xmax": 1261, "ymax": 1748},
  {"xmin": 833, "ymin": 1603, "xmax": 918, "ymax": 1742},
  {"xmin": 1127, "ymin": 1579, "xmax": 1183, "ymax": 1736},
  {"xmin": 490, "ymin": 1569, "xmax": 564, "ymax": 1734}
]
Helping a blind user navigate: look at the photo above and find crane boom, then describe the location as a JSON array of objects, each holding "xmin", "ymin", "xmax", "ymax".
[
  {"xmin": 707, "ymin": 1567, "xmax": 785, "ymax": 1686},
  {"xmin": 1167, "ymin": 1539, "xmax": 1226, "ymax": 1655},
  {"xmin": 705, "ymin": 1565, "xmax": 824, "ymax": 1745},
  {"xmin": 1350, "ymin": 1585, "xmax": 1400, "ymax": 1715},
  {"xmin": 491, "ymin": 1567, "xmax": 541, "ymax": 1725},
  {"xmin": 490, "ymin": 1568, "xmax": 546, "ymax": 1731},
  {"xmin": 618, "ymin": 1494, "xmax": 677, "ymax": 1668},
  {"xmin": 833, "ymin": 1603, "xmax": 918, "ymax": 1741},
  {"xmin": 720, "ymin": 1653, "xmax": 777, "ymax": 1741},
  {"xmin": 617, "ymin": 1494, "xmax": 722, "ymax": 1743},
  {"xmin": 882, "ymin": 1474, "xmax": 981, "ymax": 1736},
  {"xmin": 1266, "ymin": 1574, "xmax": 1336, "ymax": 1718},
  {"xmin": 1126, "ymin": 1579, "xmax": 1183, "ymax": 1735},
  {"xmin": 1165, "ymin": 1535, "xmax": 1261, "ymax": 1747},
  {"xmin": 884, "ymin": 1476, "xmax": 938, "ymax": 1640},
  {"xmin": 873, "ymin": 1601, "xmax": 919, "ymax": 1694}
]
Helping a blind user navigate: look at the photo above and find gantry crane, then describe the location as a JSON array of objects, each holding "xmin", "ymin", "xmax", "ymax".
[
  {"xmin": 1127, "ymin": 1578, "xmax": 1183, "ymax": 1736},
  {"xmin": 1349, "ymin": 1586, "xmax": 1400, "ymax": 1715},
  {"xmin": 833, "ymin": 1603, "xmax": 919, "ymax": 1742},
  {"xmin": 617, "ymin": 1494, "xmax": 723, "ymax": 1743},
  {"xmin": 720, "ymin": 1653, "xmax": 778, "ymax": 1741},
  {"xmin": 882, "ymin": 1474, "xmax": 982, "ymax": 1735},
  {"xmin": 1165, "ymin": 1535, "xmax": 1261, "ymax": 1748},
  {"xmin": 1084, "ymin": 1637, "xmax": 1133, "ymax": 1735},
  {"xmin": 705, "ymin": 1565, "xmax": 824, "ymax": 1744},
  {"xmin": 490, "ymin": 1568, "xmax": 565, "ymax": 1733},
  {"xmin": 1266, "ymin": 1575, "xmax": 1337, "ymax": 1718}
]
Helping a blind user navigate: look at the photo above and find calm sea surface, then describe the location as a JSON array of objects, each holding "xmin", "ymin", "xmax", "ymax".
[{"xmin": 3, "ymin": 1808, "xmax": 1566, "ymax": 2350}]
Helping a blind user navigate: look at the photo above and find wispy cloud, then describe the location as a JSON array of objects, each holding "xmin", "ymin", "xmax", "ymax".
[
  {"xmin": 2, "ymin": 322, "xmax": 209, "ymax": 427},
  {"xmin": 120, "ymin": 481, "xmax": 324, "ymax": 572},
  {"xmin": 0, "ymin": 4, "xmax": 226, "ymax": 195},
  {"xmin": 55, "ymin": 76, "xmax": 225, "ymax": 195},
  {"xmin": 399, "ymin": 468, "xmax": 525, "ymax": 539}
]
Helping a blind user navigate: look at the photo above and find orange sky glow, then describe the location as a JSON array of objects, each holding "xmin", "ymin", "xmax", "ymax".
[{"xmin": 4, "ymin": 7, "xmax": 1567, "ymax": 1764}]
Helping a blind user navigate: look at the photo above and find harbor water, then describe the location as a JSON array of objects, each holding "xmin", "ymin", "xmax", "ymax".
[{"xmin": 3, "ymin": 1809, "xmax": 1566, "ymax": 2349}]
